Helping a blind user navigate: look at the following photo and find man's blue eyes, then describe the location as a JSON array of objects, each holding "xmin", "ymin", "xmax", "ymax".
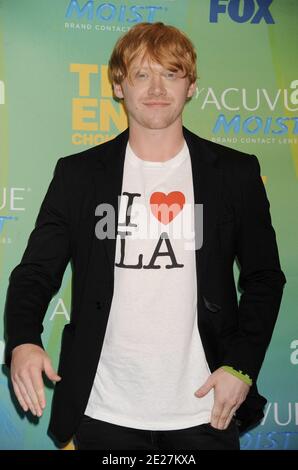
[{"xmin": 136, "ymin": 72, "xmax": 177, "ymax": 79}]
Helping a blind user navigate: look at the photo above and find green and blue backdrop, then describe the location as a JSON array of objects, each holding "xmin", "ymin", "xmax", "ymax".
[{"xmin": 0, "ymin": 0, "xmax": 297, "ymax": 450}]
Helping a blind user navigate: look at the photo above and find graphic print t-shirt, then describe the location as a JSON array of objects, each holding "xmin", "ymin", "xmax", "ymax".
[{"xmin": 85, "ymin": 140, "xmax": 214, "ymax": 430}]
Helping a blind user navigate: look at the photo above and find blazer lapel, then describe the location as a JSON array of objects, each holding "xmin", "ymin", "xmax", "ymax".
[
  {"xmin": 92, "ymin": 129, "xmax": 129, "ymax": 278},
  {"xmin": 183, "ymin": 126, "xmax": 223, "ymax": 308}
]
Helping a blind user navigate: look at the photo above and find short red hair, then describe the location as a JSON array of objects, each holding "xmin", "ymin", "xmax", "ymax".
[{"xmin": 108, "ymin": 22, "xmax": 197, "ymax": 85}]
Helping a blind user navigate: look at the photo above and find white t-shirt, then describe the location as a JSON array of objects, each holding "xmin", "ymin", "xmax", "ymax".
[{"xmin": 85, "ymin": 139, "xmax": 214, "ymax": 430}]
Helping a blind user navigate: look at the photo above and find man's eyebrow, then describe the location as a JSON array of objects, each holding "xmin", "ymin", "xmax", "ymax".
[
  {"xmin": 130, "ymin": 65, "xmax": 148, "ymax": 70},
  {"xmin": 130, "ymin": 66, "xmax": 178, "ymax": 72}
]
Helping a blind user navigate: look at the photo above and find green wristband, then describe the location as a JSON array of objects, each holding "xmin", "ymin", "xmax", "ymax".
[{"xmin": 222, "ymin": 365, "xmax": 253, "ymax": 386}]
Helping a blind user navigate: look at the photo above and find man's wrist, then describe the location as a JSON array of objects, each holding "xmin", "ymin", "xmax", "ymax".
[{"xmin": 222, "ymin": 365, "xmax": 253, "ymax": 386}]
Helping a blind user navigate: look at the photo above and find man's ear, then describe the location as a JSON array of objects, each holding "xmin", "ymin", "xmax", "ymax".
[
  {"xmin": 187, "ymin": 81, "xmax": 197, "ymax": 98},
  {"xmin": 113, "ymin": 83, "xmax": 124, "ymax": 99}
]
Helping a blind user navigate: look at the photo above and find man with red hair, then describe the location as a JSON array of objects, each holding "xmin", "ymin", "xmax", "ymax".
[{"xmin": 4, "ymin": 22, "xmax": 286, "ymax": 450}]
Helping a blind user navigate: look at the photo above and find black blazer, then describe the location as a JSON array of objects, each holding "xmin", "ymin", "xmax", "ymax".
[{"xmin": 4, "ymin": 126, "xmax": 286, "ymax": 444}]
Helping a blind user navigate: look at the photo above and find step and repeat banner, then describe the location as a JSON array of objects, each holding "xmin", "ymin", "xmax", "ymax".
[{"xmin": 0, "ymin": 0, "xmax": 297, "ymax": 450}]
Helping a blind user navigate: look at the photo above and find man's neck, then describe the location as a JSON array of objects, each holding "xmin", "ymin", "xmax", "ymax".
[{"xmin": 128, "ymin": 123, "xmax": 185, "ymax": 163}]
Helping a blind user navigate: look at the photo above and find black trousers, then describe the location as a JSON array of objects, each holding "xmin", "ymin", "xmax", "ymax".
[{"xmin": 73, "ymin": 415, "xmax": 240, "ymax": 450}]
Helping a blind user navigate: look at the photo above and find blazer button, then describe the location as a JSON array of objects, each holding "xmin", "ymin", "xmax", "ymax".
[
  {"xmin": 96, "ymin": 301, "xmax": 102, "ymax": 310},
  {"xmin": 203, "ymin": 296, "xmax": 221, "ymax": 313}
]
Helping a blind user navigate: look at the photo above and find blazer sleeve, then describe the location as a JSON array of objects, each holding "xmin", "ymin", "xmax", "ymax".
[
  {"xmin": 3, "ymin": 158, "xmax": 71, "ymax": 367},
  {"xmin": 222, "ymin": 155, "xmax": 286, "ymax": 382}
]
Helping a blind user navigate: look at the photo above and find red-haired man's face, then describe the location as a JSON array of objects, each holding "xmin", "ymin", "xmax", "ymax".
[{"xmin": 113, "ymin": 57, "xmax": 196, "ymax": 131}]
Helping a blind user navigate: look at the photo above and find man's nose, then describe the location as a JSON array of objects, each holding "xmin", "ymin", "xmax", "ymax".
[{"xmin": 148, "ymin": 74, "xmax": 166, "ymax": 96}]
